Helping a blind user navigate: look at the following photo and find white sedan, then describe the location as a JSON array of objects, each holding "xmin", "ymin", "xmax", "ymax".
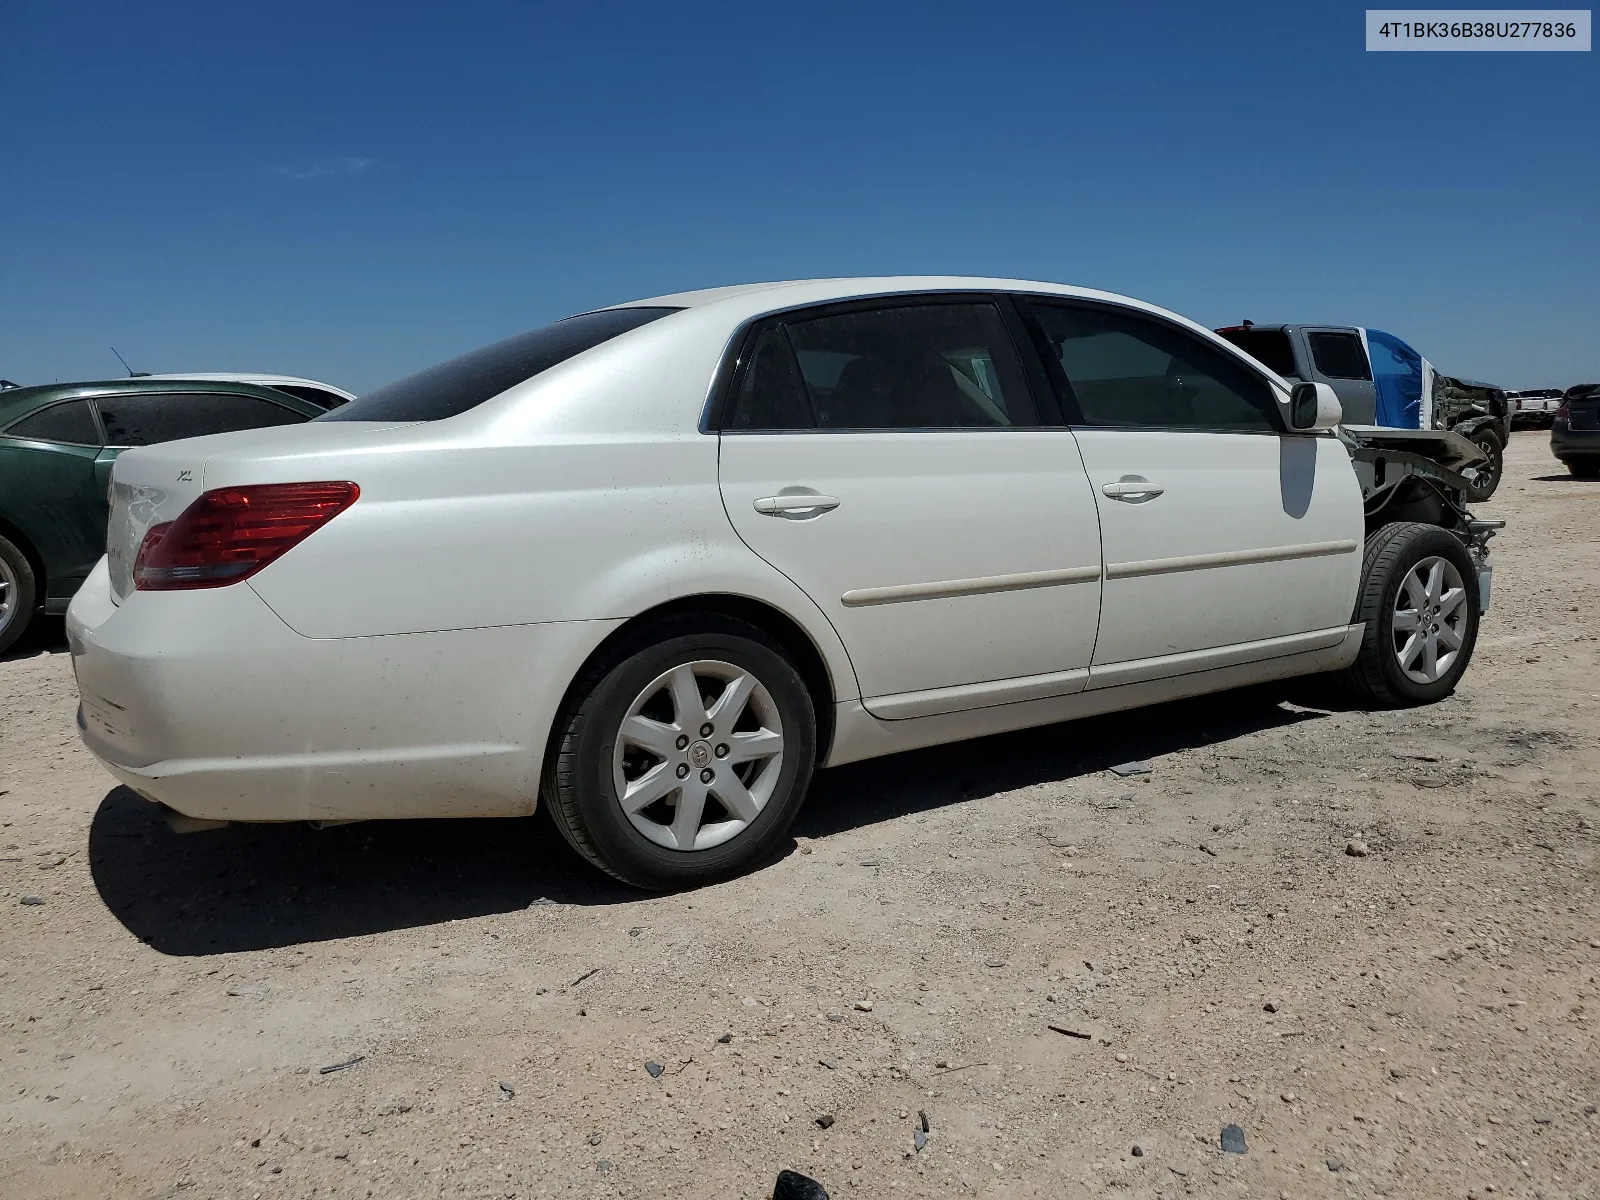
[{"xmin": 68, "ymin": 277, "xmax": 1486, "ymax": 889}]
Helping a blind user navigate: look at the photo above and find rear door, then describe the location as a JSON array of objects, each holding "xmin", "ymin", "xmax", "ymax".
[
  {"xmin": 716, "ymin": 296, "xmax": 1104, "ymax": 719},
  {"xmin": 1300, "ymin": 327, "xmax": 1378, "ymax": 425},
  {"xmin": 0, "ymin": 398, "xmax": 108, "ymax": 589},
  {"xmin": 1018, "ymin": 299, "xmax": 1362, "ymax": 685}
]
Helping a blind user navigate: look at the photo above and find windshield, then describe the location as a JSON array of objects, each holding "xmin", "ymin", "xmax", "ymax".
[{"xmin": 322, "ymin": 306, "xmax": 681, "ymax": 422}]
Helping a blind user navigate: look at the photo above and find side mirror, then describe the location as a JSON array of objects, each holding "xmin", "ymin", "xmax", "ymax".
[{"xmin": 1288, "ymin": 381, "xmax": 1342, "ymax": 431}]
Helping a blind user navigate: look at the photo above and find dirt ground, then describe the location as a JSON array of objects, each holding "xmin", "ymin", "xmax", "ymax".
[{"xmin": 2, "ymin": 430, "xmax": 1596, "ymax": 1200}]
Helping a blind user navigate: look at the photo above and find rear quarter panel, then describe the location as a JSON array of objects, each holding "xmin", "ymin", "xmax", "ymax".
[
  {"xmin": 240, "ymin": 433, "xmax": 863, "ymax": 701},
  {"xmin": 0, "ymin": 440, "xmax": 107, "ymax": 595}
]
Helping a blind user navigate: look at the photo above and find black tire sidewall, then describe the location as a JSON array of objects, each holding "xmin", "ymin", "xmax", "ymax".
[
  {"xmin": 0, "ymin": 534, "xmax": 37, "ymax": 656},
  {"xmin": 564, "ymin": 628, "xmax": 815, "ymax": 889},
  {"xmin": 1369, "ymin": 527, "xmax": 1480, "ymax": 705}
]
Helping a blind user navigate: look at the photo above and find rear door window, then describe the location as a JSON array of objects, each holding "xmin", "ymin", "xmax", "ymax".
[
  {"xmin": 96, "ymin": 392, "xmax": 307, "ymax": 446},
  {"xmin": 1308, "ymin": 332, "xmax": 1372, "ymax": 380},
  {"xmin": 727, "ymin": 302, "xmax": 1037, "ymax": 430},
  {"xmin": 270, "ymin": 384, "xmax": 349, "ymax": 409},
  {"xmin": 5, "ymin": 399, "xmax": 102, "ymax": 446}
]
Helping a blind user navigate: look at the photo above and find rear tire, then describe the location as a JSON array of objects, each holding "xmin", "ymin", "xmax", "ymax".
[
  {"xmin": 543, "ymin": 615, "xmax": 816, "ymax": 890},
  {"xmin": 1340, "ymin": 522, "xmax": 1480, "ymax": 708},
  {"xmin": 0, "ymin": 534, "xmax": 38, "ymax": 657},
  {"xmin": 1462, "ymin": 428, "xmax": 1504, "ymax": 502},
  {"xmin": 1567, "ymin": 459, "xmax": 1600, "ymax": 480}
]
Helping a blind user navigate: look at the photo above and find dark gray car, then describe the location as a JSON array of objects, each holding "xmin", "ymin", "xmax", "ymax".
[{"xmin": 1551, "ymin": 385, "xmax": 1600, "ymax": 478}]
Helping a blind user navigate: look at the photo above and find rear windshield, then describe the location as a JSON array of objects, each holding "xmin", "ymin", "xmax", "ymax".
[
  {"xmin": 1214, "ymin": 328, "xmax": 1296, "ymax": 377},
  {"xmin": 322, "ymin": 307, "xmax": 680, "ymax": 422}
]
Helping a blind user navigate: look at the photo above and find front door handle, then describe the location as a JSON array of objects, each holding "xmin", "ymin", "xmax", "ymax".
[
  {"xmin": 754, "ymin": 493, "xmax": 840, "ymax": 517},
  {"xmin": 1101, "ymin": 476, "xmax": 1164, "ymax": 503}
]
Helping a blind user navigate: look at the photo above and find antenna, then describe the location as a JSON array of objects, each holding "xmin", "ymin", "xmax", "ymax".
[{"xmin": 110, "ymin": 345, "xmax": 136, "ymax": 376}]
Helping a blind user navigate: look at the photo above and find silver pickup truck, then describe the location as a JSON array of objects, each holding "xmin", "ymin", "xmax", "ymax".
[{"xmin": 1215, "ymin": 322, "xmax": 1510, "ymax": 501}]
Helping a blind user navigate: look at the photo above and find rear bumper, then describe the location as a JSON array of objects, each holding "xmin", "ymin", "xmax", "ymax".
[
  {"xmin": 66, "ymin": 558, "xmax": 620, "ymax": 822},
  {"xmin": 1551, "ymin": 423, "xmax": 1600, "ymax": 460}
]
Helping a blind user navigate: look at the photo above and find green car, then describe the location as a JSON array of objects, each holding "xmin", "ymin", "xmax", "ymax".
[{"xmin": 0, "ymin": 378, "xmax": 334, "ymax": 653}]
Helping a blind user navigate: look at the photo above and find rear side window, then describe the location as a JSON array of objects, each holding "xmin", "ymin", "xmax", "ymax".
[
  {"xmin": 1214, "ymin": 328, "xmax": 1297, "ymax": 377},
  {"xmin": 6, "ymin": 399, "xmax": 102, "ymax": 446},
  {"xmin": 727, "ymin": 302, "xmax": 1037, "ymax": 430},
  {"xmin": 271, "ymin": 384, "xmax": 348, "ymax": 409},
  {"xmin": 323, "ymin": 307, "xmax": 681, "ymax": 423},
  {"xmin": 96, "ymin": 392, "xmax": 307, "ymax": 446},
  {"xmin": 726, "ymin": 328, "xmax": 814, "ymax": 430},
  {"xmin": 1308, "ymin": 332, "xmax": 1372, "ymax": 380},
  {"xmin": 1027, "ymin": 302, "xmax": 1279, "ymax": 432}
]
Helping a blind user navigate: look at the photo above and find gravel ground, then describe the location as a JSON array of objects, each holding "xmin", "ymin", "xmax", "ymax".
[{"xmin": 1, "ymin": 431, "xmax": 1596, "ymax": 1200}]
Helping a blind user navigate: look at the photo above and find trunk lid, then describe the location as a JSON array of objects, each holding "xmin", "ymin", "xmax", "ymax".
[
  {"xmin": 1568, "ymin": 390, "xmax": 1600, "ymax": 430},
  {"xmin": 106, "ymin": 422, "xmax": 415, "ymax": 602}
]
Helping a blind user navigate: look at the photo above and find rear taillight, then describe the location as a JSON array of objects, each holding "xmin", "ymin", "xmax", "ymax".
[
  {"xmin": 133, "ymin": 482, "xmax": 359, "ymax": 591},
  {"xmin": 1556, "ymin": 401, "xmax": 1570, "ymax": 422}
]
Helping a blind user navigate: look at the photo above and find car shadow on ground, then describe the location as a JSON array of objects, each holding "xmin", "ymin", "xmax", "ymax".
[
  {"xmin": 88, "ymin": 792, "xmax": 637, "ymax": 956},
  {"xmin": 1530, "ymin": 473, "xmax": 1593, "ymax": 483},
  {"xmin": 796, "ymin": 681, "xmax": 1330, "ymax": 839},
  {"xmin": 89, "ymin": 682, "xmax": 1333, "ymax": 957},
  {"xmin": 1, "ymin": 614, "xmax": 67, "ymax": 663}
]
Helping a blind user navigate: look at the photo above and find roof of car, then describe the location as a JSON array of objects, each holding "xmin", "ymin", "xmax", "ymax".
[
  {"xmin": 601, "ymin": 276, "xmax": 1250, "ymax": 355},
  {"xmin": 608, "ymin": 276, "xmax": 1163, "ymax": 317},
  {"xmin": 142, "ymin": 372, "xmax": 355, "ymax": 399},
  {"xmin": 1213, "ymin": 323, "xmax": 1363, "ymax": 335}
]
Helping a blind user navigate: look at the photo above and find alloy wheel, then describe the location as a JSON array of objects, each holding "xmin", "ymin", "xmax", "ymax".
[
  {"xmin": 1392, "ymin": 555, "xmax": 1469, "ymax": 684},
  {"xmin": 0, "ymin": 554, "xmax": 17, "ymax": 640},
  {"xmin": 611, "ymin": 659, "xmax": 786, "ymax": 852}
]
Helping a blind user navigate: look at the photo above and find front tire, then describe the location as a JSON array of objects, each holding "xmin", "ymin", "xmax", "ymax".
[
  {"xmin": 543, "ymin": 616, "xmax": 816, "ymax": 890},
  {"xmin": 1341, "ymin": 522, "xmax": 1480, "ymax": 708},
  {"xmin": 1462, "ymin": 428, "xmax": 1504, "ymax": 502},
  {"xmin": 0, "ymin": 534, "xmax": 38, "ymax": 657}
]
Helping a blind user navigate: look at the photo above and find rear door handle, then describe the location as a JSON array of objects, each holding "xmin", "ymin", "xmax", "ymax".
[
  {"xmin": 1101, "ymin": 476, "xmax": 1164, "ymax": 502},
  {"xmin": 754, "ymin": 494, "xmax": 840, "ymax": 516}
]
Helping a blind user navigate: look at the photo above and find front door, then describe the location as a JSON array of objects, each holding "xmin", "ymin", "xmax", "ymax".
[
  {"xmin": 717, "ymin": 298, "xmax": 1104, "ymax": 718},
  {"xmin": 1018, "ymin": 299, "xmax": 1363, "ymax": 683}
]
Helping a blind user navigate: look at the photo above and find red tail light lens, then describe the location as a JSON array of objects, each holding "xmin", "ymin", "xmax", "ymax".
[
  {"xmin": 1555, "ymin": 401, "xmax": 1570, "ymax": 422},
  {"xmin": 133, "ymin": 482, "xmax": 359, "ymax": 591}
]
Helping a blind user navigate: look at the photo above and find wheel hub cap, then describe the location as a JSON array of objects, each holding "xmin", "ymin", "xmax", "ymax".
[
  {"xmin": 611, "ymin": 659, "xmax": 786, "ymax": 853},
  {"xmin": 0, "ymin": 554, "xmax": 17, "ymax": 635},
  {"xmin": 1391, "ymin": 554, "xmax": 1469, "ymax": 685}
]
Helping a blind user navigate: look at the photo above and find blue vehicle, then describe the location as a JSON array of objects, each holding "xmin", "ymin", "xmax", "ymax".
[{"xmin": 1214, "ymin": 323, "xmax": 1509, "ymax": 502}]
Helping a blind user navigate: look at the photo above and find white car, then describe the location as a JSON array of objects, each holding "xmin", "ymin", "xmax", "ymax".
[
  {"xmin": 68, "ymin": 278, "xmax": 1489, "ymax": 889},
  {"xmin": 1506, "ymin": 388, "xmax": 1562, "ymax": 428}
]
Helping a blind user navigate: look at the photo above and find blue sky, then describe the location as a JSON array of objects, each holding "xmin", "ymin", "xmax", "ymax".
[{"xmin": 2, "ymin": 1, "xmax": 1595, "ymax": 392}]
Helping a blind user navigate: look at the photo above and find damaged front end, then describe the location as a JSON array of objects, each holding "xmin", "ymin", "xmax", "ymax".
[{"xmin": 1339, "ymin": 426, "xmax": 1504, "ymax": 608}]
